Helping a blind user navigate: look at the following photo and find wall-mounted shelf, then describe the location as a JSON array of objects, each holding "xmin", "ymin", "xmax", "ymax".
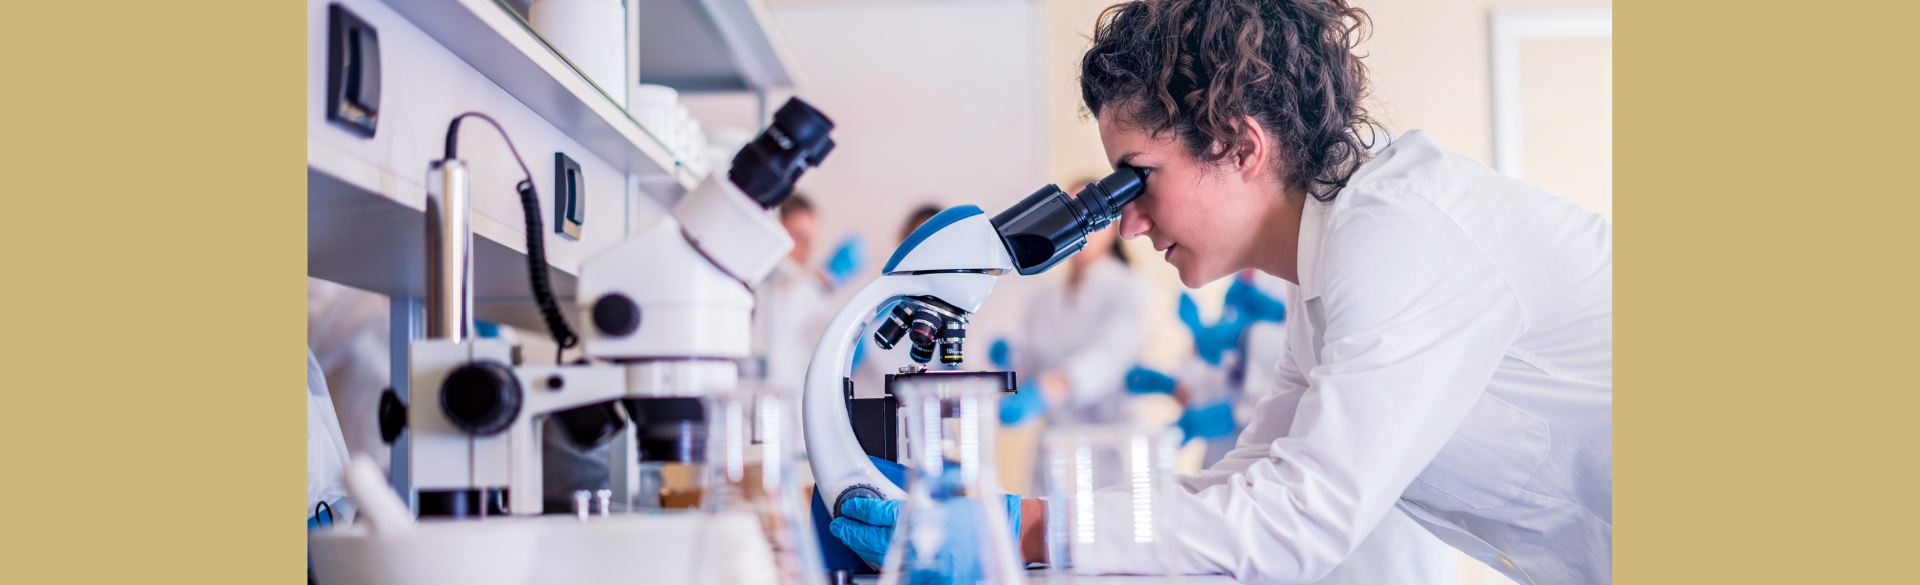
[
  {"xmin": 385, "ymin": 0, "xmax": 704, "ymax": 202},
  {"xmin": 638, "ymin": 0, "xmax": 799, "ymax": 92},
  {"xmin": 310, "ymin": 168, "xmax": 580, "ymax": 333}
]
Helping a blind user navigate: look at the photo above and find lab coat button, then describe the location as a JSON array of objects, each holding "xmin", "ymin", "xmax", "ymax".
[{"xmin": 1496, "ymin": 556, "xmax": 1516, "ymax": 571}]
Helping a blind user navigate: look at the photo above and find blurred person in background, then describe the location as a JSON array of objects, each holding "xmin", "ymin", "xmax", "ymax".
[
  {"xmin": 754, "ymin": 194, "xmax": 866, "ymax": 394},
  {"xmin": 996, "ymin": 179, "xmax": 1152, "ymax": 428}
]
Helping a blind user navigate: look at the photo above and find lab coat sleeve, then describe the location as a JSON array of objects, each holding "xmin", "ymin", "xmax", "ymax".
[
  {"xmin": 1079, "ymin": 190, "xmax": 1526, "ymax": 583},
  {"xmin": 1057, "ymin": 273, "xmax": 1151, "ymax": 408}
]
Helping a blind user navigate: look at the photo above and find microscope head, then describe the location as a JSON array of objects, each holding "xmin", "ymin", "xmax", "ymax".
[{"xmin": 578, "ymin": 98, "xmax": 837, "ymax": 361}]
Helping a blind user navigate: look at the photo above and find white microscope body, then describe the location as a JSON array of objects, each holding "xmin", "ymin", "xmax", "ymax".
[
  {"xmin": 405, "ymin": 171, "xmax": 790, "ymax": 517},
  {"xmin": 801, "ymin": 206, "xmax": 1016, "ymax": 510},
  {"xmin": 802, "ymin": 167, "xmax": 1147, "ymax": 517}
]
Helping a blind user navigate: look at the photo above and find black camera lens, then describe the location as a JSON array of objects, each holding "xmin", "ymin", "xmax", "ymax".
[{"xmin": 728, "ymin": 98, "xmax": 836, "ymax": 210}]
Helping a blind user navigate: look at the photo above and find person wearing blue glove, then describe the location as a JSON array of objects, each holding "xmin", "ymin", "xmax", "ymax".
[
  {"xmin": 754, "ymin": 195, "xmax": 839, "ymax": 391},
  {"xmin": 1008, "ymin": 180, "xmax": 1152, "ymax": 430},
  {"xmin": 829, "ymin": 494, "xmax": 1025, "ymax": 585}
]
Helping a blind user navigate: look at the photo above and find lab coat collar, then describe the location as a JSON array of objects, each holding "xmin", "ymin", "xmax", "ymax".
[{"xmin": 1295, "ymin": 200, "xmax": 1330, "ymax": 300}]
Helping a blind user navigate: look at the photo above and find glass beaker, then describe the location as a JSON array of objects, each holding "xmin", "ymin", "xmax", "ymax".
[
  {"xmin": 692, "ymin": 385, "xmax": 828, "ymax": 585},
  {"xmin": 877, "ymin": 375, "xmax": 1027, "ymax": 585},
  {"xmin": 1041, "ymin": 425, "xmax": 1183, "ymax": 580}
]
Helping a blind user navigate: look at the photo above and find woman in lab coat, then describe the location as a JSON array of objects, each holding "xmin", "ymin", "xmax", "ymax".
[{"xmin": 1030, "ymin": 1, "xmax": 1614, "ymax": 584}]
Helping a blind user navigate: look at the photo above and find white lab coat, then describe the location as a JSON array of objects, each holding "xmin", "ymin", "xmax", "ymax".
[
  {"xmin": 1017, "ymin": 256, "xmax": 1151, "ymax": 424},
  {"xmin": 308, "ymin": 348, "xmax": 358, "ymax": 523},
  {"xmin": 753, "ymin": 257, "xmax": 836, "ymax": 393},
  {"xmin": 1078, "ymin": 130, "xmax": 1611, "ymax": 585}
]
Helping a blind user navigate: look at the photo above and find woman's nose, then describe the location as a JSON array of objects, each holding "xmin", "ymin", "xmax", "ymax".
[{"xmin": 1117, "ymin": 201, "xmax": 1151, "ymax": 240}]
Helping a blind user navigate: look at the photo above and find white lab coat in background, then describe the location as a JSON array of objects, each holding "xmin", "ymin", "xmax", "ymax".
[
  {"xmin": 753, "ymin": 257, "xmax": 835, "ymax": 394},
  {"xmin": 1077, "ymin": 130, "xmax": 1611, "ymax": 585},
  {"xmin": 308, "ymin": 348, "xmax": 358, "ymax": 523},
  {"xmin": 308, "ymin": 277, "xmax": 393, "ymax": 473},
  {"xmin": 1017, "ymin": 256, "xmax": 1151, "ymax": 424}
]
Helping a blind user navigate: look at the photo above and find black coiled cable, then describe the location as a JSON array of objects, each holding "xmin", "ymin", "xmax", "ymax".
[{"xmin": 443, "ymin": 113, "xmax": 579, "ymax": 349}]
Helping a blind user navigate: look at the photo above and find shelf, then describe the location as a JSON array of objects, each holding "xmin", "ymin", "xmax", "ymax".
[
  {"xmin": 310, "ymin": 167, "xmax": 582, "ymax": 334},
  {"xmin": 637, "ymin": 0, "xmax": 799, "ymax": 92},
  {"xmin": 385, "ymin": 0, "xmax": 705, "ymax": 203}
]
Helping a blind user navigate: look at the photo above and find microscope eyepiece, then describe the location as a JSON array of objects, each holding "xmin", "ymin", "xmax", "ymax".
[
  {"xmin": 990, "ymin": 165, "xmax": 1146, "ymax": 275},
  {"xmin": 728, "ymin": 98, "xmax": 836, "ymax": 210}
]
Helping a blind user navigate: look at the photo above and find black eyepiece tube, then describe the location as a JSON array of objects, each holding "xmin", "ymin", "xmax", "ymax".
[
  {"xmin": 728, "ymin": 98, "xmax": 836, "ymax": 209},
  {"xmin": 989, "ymin": 165, "xmax": 1146, "ymax": 275}
]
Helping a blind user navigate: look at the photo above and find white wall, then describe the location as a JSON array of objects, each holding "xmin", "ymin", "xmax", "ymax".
[{"xmin": 689, "ymin": 0, "xmax": 1049, "ymax": 349}]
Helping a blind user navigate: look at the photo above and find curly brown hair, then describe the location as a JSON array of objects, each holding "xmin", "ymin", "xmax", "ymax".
[{"xmin": 1080, "ymin": 0, "xmax": 1379, "ymax": 202}]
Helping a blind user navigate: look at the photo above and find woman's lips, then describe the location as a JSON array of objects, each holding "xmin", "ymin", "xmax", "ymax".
[{"xmin": 1162, "ymin": 243, "xmax": 1177, "ymax": 262}]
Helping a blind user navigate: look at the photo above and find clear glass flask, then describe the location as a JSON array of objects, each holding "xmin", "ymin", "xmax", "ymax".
[
  {"xmin": 691, "ymin": 385, "xmax": 828, "ymax": 585},
  {"xmin": 879, "ymin": 375, "xmax": 1027, "ymax": 585},
  {"xmin": 1041, "ymin": 425, "xmax": 1184, "ymax": 580}
]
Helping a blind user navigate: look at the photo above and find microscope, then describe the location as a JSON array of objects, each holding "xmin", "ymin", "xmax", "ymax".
[
  {"xmin": 394, "ymin": 98, "xmax": 837, "ymax": 518},
  {"xmin": 802, "ymin": 167, "xmax": 1146, "ymax": 515}
]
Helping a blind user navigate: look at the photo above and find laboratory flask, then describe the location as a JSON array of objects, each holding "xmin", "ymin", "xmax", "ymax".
[
  {"xmin": 692, "ymin": 385, "xmax": 828, "ymax": 585},
  {"xmin": 1041, "ymin": 425, "xmax": 1183, "ymax": 579},
  {"xmin": 878, "ymin": 375, "xmax": 1027, "ymax": 585}
]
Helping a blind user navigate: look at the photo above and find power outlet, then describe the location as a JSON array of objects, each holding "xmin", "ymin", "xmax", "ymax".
[
  {"xmin": 554, "ymin": 153, "xmax": 584, "ymax": 240},
  {"xmin": 326, "ymin": 4, "xmax": 380, "ymax": 137}
]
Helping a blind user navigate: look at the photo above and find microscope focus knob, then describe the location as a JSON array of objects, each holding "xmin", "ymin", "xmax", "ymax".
[
  {"xmin": 592, "ymin": 293, "xmax": 642, "ymax": 337},
  {"xmin": 440, "ymin": 361, "xmax": 523, "ymax": 436}
]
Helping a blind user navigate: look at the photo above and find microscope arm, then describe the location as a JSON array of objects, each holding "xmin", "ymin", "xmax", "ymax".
[{"xmin": 803, "ymin": 271, "xmax": 1000, "ymax": 514}]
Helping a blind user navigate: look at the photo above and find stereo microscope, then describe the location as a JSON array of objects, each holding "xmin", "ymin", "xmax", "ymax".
[{"xmin": 391, "ymin": 98, "xmax": 836, "ymax": 518}]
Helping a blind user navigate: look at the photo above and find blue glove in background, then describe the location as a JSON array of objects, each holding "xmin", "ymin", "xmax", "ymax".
[
  {"xmin": 1126, "ymin": 366, "xmax": 1177, "ymax": 394},
  {"xmin": 826, "ymin": 234, "xmax": 868, "ymax": 289},
  {"xmin": 1225, "ymin": 277, "xmax": 1286, "ymax": 323},
  {"xmin": 998, "ymin": 380, "xmax": 1048, "ymax": 425},
  {"xmin": 473, "ymin": 320, "xmax": 501, "ymax": 339},
  {"xmin": 1177, "ymin": 401, "xmax": 1236, "ymax": 443},
  {"xmin": 1179, "ymin": 294, "xmax": 1242, "ymax": 365},
  {"xmin": 829, "ymin": 494, "xmax": 1023, "ymax": 582},
  {"xmin": 988, "ymin": 338, "xmax": 1013, "ymax": 369}
]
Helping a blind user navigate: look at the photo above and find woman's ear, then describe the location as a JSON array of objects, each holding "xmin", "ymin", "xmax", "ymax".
[{"xmin": 1232, "ymin": 116, "xmax": 1274, "ymax": 182}]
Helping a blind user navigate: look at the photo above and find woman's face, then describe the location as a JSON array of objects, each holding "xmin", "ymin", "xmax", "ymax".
[{"xmin": 1100, "ymin": 112, "xmax": 1280, "ymax": 288}]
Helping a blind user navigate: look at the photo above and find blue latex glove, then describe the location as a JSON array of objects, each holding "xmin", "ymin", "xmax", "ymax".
[
  {"xmin": 1126, "ymin": 366, "xmax": 1177, "ymax": 394},
  {"xmin": 1224, "ymin": 277, "xmax": 1286, "ymax": 324},
  {"xmin": 829, "ymin": 494, "xmax": 1023, "ymax": 580},
  {"xmin": 1179, "ymin": 294, "xmax": 1243, "ymax": 365},
  {"xmin": 988, "ymin": 338, "xmax": 1013, "ymax": 369},
  {"xmin": 473, "ymin": 320, "xmax": 502, "ymax": 339},
  {"xmin": 826, "ymin": 234, "xmax": 868, "ymax": 289},
  {"xmin": 998, "ymin": 379, "xmax": 1048, "ymax": 425},
  {"xmin": 1177, "ymin": 401, "xmax": 1236, "ymax": 443}
]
